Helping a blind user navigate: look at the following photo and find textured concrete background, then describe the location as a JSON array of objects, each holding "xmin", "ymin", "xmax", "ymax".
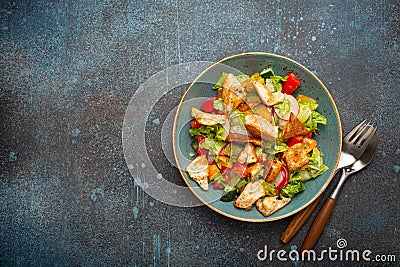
[{"xmin": 1, "ymin": 0, "xmax": 399, "ymax": 266}]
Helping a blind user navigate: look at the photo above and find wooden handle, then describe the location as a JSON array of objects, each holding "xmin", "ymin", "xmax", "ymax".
[
  {"xmin": 280, "ymin": 193, "xmax": 324, "ymax": 243},
  {"xmin": 301, "ymin": 198, "xmax": 336, "ymax": 251}
]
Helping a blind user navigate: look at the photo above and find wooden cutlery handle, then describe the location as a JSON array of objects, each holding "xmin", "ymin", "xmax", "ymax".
[
  {"xmin": 301, "ymin": 198, "xmax": 336, "ymax": 251},
  {"xmin": 280, "ymin": 193, "xmax": 324, "ymax": 243}
]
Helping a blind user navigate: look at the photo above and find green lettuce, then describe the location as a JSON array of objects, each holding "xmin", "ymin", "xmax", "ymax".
[
  {"xmin": 296, "ymin": 98, "xmax": 326, "ymax": 131},
  {"xmin": 303, "ymin": 111, "xmax": 327, "ymax": 131},
  {"xmin": 280, "ymin": 173, "xmax": 306, "ymax": 198},
  {"xmin": 212, "ymin": 98, "xmax": 224, "ymax": 111},
  {"xmin": 189, "ymin": 124, "xmax": 227, "ymax": 141},
  {"xmin": 274, "ymin": 142, "xmax": 289, "ymax": 154},
  {"xmin": 297, "ymin": 98, "xmax": 319, "ymax": 111},
  {"xmin": 213, "ymin": 72, "xmax": 228, "ymax": 89},
  {"xmin": 308, "ymin": 148, "xmax": 329, "ymax": 178},
  {"xmin": 280, "ymin": 180, "xmax": 306, "ymax": 198},
  {"xmin": 199, "ymin": 138, "xmax": 227, "ymax": 157},
  {"xmin": 262, "ymin": 181, "xmax": 277, "ymax": 197},
  {"xmin": 288, "ymin": 148, "xmax": 329, "ymax": 183},
  {"xmin": 269, "ymin": 75, "xmax": 288, "ymax": 92},
  {"xmin": 229, "ymin": 109, "xmax": 246, "ymax": 129},
  {"xmin": 274, "ymin": 98, "xmax": 291, "ymax": 118}
]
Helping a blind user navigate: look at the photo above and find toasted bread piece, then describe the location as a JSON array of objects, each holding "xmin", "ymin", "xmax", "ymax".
[
  {"xmin": 249, "ymin": 162, "xmax": 264, "ymax": 180},
  {"xmin": 264, "ymin": 160, "xmax": 283, "ymax": 182},
  {"xmin": 282, "ymin": 137, "xmax": 317, "ymax": 171},
  {"xmin": 241, "ymin": 79, "xmax": 256, "ymax": 93},
  {"xmin": 226, "ymin": 133, "xmax": 263, "ymax": 147},
  {"xmin": 256, "ymin": 196, "xmax": 291, "ymax": 217},
  {"xmin": 244, "ymin": 114, "xmax": 278, "ymax": 142},
  {"xmin": 281, "ymin": 113, "xmax": 308, "ymax": 141},
  {"xmin": 234, "ymin": 180, "xmax": 265, "ymax": 211}
]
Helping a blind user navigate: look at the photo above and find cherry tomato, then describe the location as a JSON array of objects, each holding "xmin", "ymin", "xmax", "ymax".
[
  {"xmin": 217, "ymin": 89, "xmax": 222, "ymax": 99},
  {"xmin": 282, "ymin": 72, "xmax": 301, "ymax": 95},
  {"xmin": 190, "ymin": 119, "xmax": 202, "ymax": 128}
]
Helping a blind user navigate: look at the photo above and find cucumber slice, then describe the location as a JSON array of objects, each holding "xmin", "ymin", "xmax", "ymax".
[{"xmin": 260, "ymin": 68, "xmax": 275, "ymax": 79}]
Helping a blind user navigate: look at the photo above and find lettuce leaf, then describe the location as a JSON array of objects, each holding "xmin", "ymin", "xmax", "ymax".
[
  {"xmin": 298, "ymin": 98, "xmax": 319, "ymax": 111},
  {"xmin": 274, "ymin": 142, "xmax": 289, "ymax": 154},
  {"xmin": 200, "ymin": 138, "xmax": 227, "ymax": 157},
  {"xmin": 212, "ymin": 98, "xmax": 224, "ymax": 111},
  {"xmin": 269, "ymin": 75, "xmax": 288, "ymax": 92},
  {"xmin": 274, "ymin": 98, "xmax": 291, "ymax": 118},
  {"xmin": 308, "ymin": 147, "xmax": 329, "ymax": 178},
  {"xmin": 213, "ymin": 72, "xmax": 228, "ymax": 89},
  {"xmin": 288, "ymin": 148, "xmax": 328, "ymax": 183},
  {"xmin": 280, "ymin": 180, "xmax": 306, "ymax": 198},
  {"xmin": 229, "ymin": 109, "xmax": 246, "ymax": 129},
  {"xmin": 303, "ymin": 111, "xmax": 327, "ymax": 131},
  {"xmin": 262, "ymin": 181, "xmax": 277, "ymax": 197},
  {"xmin": 189, "ymin": 124, "xmax": 227, "ymax": 141}
]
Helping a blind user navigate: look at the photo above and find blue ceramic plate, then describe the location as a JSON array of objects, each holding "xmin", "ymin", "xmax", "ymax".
[{"xmin": 173, "ymin": 52, "xmax": 342, "ymax": 222}]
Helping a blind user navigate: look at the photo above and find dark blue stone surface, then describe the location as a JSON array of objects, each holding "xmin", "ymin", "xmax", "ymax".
[{"xmin": 1, "ymin": 1, "xmax": 399, "ymax": 266}]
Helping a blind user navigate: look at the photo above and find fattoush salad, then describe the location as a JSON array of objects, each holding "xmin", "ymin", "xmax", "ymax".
[{"xmin": 185, "ymin": 68, "xmax": 328, "ymax": 217}]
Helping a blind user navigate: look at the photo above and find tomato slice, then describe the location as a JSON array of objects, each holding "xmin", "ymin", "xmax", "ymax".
[
  {"xmin": 286, "ymin": 135, "xmax": 304, "ymax": 147},
  {"xmin": 282, "ymin": 72, "xmax": 301, "ymax": 95},
  {"xmin": 197, "ymin": 135, "xmax": 205, "ymax": 144},
  {"xmin": 200, "ymin": 99, "xmax": 215, "ymax": 113}
]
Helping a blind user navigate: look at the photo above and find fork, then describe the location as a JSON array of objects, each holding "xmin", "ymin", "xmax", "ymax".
[
  {"xmin": 280, "ymin": 120, "xmax": 377, "ymax": 243},
  {"xmin": 335, "ymin": 120, "xmax": 377, "ymax": 174}
]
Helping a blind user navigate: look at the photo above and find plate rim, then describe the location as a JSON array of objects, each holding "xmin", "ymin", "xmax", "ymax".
[{"xmin": 172, "ymin": 51, "xmax": 342, "ymax": 222}]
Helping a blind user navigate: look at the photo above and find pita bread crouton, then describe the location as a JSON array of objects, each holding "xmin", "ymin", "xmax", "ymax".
[
  {"xmin": 244, "ymin": 114, "xmax": 278, "ymax": 142},
  {"xmin": 281, "ymin": 113, "xmax": 308, "ymax": 141}
]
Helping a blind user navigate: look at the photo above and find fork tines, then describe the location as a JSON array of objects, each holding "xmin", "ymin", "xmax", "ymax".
[{"xmin": 348, "ymin": 121, "xmax": 376, "ymax": 149}]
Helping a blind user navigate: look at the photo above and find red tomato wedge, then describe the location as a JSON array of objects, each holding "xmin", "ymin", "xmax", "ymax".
[
  {"xmin": 200, "ymin": 99, "xmax": 215, "ymax": 113},
  {"xmin": 282, "ymin": 72, "xmax": 301, "ymax": 95},
  {"xmin": 286, "ymin": 135, "xmax": 304, "ymax": 147}
]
